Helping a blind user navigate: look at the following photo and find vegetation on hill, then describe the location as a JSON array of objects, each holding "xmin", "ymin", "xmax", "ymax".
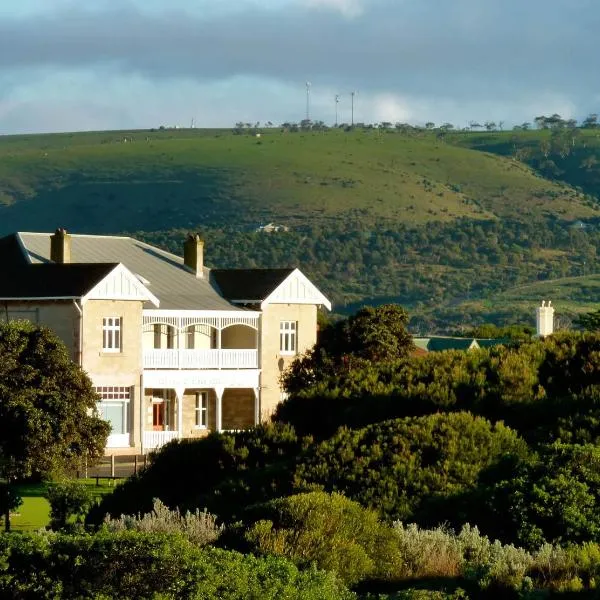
[{"xmin": 3, "ymin": 124, "xmax": 600, "ymax": 327}]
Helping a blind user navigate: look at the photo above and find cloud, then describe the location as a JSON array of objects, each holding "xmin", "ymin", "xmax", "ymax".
[
  {"xmin": 0, "ymin": 0, "xmax": 599, "ymax": 133},
  {"xmin": 305, "ymin": 0, "xmax": 364, "ymax": 17}
]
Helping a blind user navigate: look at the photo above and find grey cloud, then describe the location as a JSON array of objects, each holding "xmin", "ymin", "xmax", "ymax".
[{"xmin": 1, "ymin": 0, "xmax": 599, "ymax": 112}]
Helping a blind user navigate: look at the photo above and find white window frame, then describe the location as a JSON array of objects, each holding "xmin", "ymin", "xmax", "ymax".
[
  {"xmin": 279, "ymin": 321, "xmax": 297, "ymax": 355},
  {"xmin": 195, "ymin": 392, "xmax": 208, "ymax": 429},
  {"xmin": 102, "ymin": 317, "xmax": 122, "ymax": 353},
  {"xmin": 94, "ymin": 386, "xmax": 131, "ymax": 447}
]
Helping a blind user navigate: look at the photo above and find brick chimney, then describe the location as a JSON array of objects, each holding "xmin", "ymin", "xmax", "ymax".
[
  {"xmin": 183, "ymin": 234, "xmax": 204, "ymax": 278},
  {"xmin": 50, "ymin": 228, "xmax": 71, "ymax": 264}
]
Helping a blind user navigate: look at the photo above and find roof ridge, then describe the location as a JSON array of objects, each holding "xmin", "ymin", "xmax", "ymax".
[{"xmin": 18, "ymin": 231, "xmax": 132, "ymax": 240}]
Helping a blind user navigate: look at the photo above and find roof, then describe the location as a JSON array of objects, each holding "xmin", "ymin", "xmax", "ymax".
[
  {"xmin": 0, "ymin": 263, "xmax": 118, "ymax": 298},
  {"xmin": 0, "ymin": 234, "xmax": 29, "ymax": 268},
  {"xmin": 210, "ymin": 268, "xmax": 295, "ymax": 302},
  {"xmin": 413, "ymin": 336, "xmax": 508, "ymax": 352},
  {"xmin": 13, "ymin": 233, "xmax": 241, "ymax": 311}
]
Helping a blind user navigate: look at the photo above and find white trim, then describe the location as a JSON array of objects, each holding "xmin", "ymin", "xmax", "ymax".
[
  {"xmin": 144, "ymin": 369, "xmax": 260, "ymax": 389},
  {"xmin": 261, "ymin": 268, "xmax": 331, "ymax": 310},
  {"xmin": 144, "ymin": 309, "xmax": 259, "ymax": 318},
  {"xmin": 82, "ymin": 264, "xmax": 160, "ymax": 307}
]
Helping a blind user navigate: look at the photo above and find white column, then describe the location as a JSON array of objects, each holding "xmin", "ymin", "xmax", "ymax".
[
  {"xmin": 217, "ymin": 327, "xmax": 222, "ymax": 369},
  {"xmin": 175, "ymin": 386, "xmax": 185, "ymax": 438},
  {"xmin": 253, "ymin": 387, "xmax": 260, "ymax": 426},
  {"xmin": 214, "ymin": 386, "xmax": 224, "ymax": 432}
]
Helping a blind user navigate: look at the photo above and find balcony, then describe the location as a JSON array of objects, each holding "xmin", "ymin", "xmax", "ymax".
[
  {"xmin": 143, "ymin": 430, "xmax": 180, "ymax": 450},
  {"xmin": 143, "ymin": 348, "xmax": 259, "ymax": 370}
]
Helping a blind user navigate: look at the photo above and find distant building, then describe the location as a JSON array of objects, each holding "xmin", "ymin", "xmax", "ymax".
[
  {"xmin": 256, "ymin": 223, "xmax": 290, "ymax": 233},
  {"xmin": 412, "ymin": 337, "xmax": 506, "ymax": 353}
]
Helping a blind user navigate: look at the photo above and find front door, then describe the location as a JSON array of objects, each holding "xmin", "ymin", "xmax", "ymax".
[{"xmin": 152, "ymin": 401, "xmax": 165, "ymax": 431}]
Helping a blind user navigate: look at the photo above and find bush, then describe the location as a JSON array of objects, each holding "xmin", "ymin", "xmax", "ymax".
[
  {"xmin": 89, "ymin": 422, "xmax": 307, "ymax": 525},
  {"xmin": 46, "ymin": 480, "xmax": 93, "ymax": 531},
  {"xmin": 103, "ymin": 498, "xmax": 223, "ymax": 546},
  {"xmin": 0, "ymin": 529, "xmax": 353, "ymax": 599},
  {"xmin": 475, "ymin": 443, "xmax": 600, "ymax": 548},
  {"xmin": 293, "ymin": 413, "xmax": 528, "ymax": 521},
  {"xmin": 243, "ymin": 491, "xmax": 400, "ymax": 585}
]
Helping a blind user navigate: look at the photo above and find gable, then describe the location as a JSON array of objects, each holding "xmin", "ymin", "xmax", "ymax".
[
  {"xmin": 82, "ymin": 264, "xmax": 159, "ymax": 307},
  {"xmin": 261, "ymin": 268, "xmax": 331, "ymax": 310}
]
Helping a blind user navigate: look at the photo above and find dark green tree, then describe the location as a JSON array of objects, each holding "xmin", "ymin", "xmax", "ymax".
[
  {"xmin": 283, "ymin": 304, "xmax": 414, "ymax": 395},
  {"xmin": 576, "ymin": 309, "xmax": 600, "ymax": 331},
  {"xmin": 0, "ymin": 321, "xmax": 110, "ymax": 481}
]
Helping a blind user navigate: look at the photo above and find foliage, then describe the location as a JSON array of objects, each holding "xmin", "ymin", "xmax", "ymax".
[
  {"xmin": 0, "ymin": 529, "xmax": 352, "ymax": 599},
  {"xmin": 0, "ymin": 482, "xmax": 22, "ymax": 532},
  {"xmin": 277, "ymin": 332, "xmax": 600, "ymax": 445},
  {"xmin": 46, "ymin": 480, "xmax": 94, "ymax": 531},
  {"xmin": 243, "ymin": 491, "xmax": 400, "ymax": 585},
  {"xmin": 89, "ymin": 422, "xmax": 307, "ymax": 525},
  {"xmin": 292, "ymin": 413, "xmax": 528, "ymax": 522},
  {"xmin": 0, "ymin": 321, "xmax": 110, "ymax": 480},
  {"xmin": 454, "ymin": 323, "xmax": 533, "ymax": 341},
  {"xmin": 473, "ymin": 444, "xmax": 600, "ymax": 548},
  {"xmin": 576, "ymin": 309, "xmax": 600, "ymax": 331},
  {"xmin": 284, "ymin": 304, "xmax": 414, "ymax": 395},
  {"xmin": 103, "ymin": 498, "xmax": 223, "ymax": 546}
]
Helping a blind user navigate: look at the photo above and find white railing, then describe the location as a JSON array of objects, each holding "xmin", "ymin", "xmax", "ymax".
[
  {"xmin": 143, "ymin": 349, "xmax": 258, "ymax": 370},
  {"xmin": 143, "ymin": 430, "xmax": 180, "ymax": 450}
]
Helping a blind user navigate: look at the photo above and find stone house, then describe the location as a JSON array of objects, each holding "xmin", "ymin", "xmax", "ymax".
[{"xmin": 0, "ymin": 230, "xmax": 330, "ymax": 453}]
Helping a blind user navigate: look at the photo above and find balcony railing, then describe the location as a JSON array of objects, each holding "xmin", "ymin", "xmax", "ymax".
[
  {"xmin": 143, "ymin": 349, "xmax": 259, "ymax": 370},
  {"xmin": 143, "ymin": 430, "xmax": 180, "ymax": 450}
]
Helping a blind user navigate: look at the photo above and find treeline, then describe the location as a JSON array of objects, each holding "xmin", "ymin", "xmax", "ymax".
[{"xmin": 136, "ymin": 214, "xmax": 600, "ymax": 328}]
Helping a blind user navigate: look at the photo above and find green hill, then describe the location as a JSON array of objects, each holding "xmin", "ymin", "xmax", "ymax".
[{"xmin": 2, "ymin": 126, "xmax": 600, "ymax": 329}]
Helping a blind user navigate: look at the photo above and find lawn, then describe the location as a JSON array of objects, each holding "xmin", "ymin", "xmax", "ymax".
[{"xmin": 11, "ymin": 479, "xmax": 118, "ymax": 532}]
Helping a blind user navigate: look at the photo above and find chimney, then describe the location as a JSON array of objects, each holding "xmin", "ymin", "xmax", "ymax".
[
  {"xmin": 183, "ymin": 234, "xmax": 204, "ymax": 278},
  {"xmin": 536, "ymin": 300, "xmax": 554, "ymax": 337},
  {"xmin": 50, "ymin": 228, "xmax": 71, "ymax": 264}
]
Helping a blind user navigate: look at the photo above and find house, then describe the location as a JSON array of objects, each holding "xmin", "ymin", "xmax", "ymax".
[
  {"xmin": 0, "ymin": 230, "xmax": 330, "ymax": 453},
  {"xmin": 412, "ymin": 337, "xmax": 508, "ymax": 353}
]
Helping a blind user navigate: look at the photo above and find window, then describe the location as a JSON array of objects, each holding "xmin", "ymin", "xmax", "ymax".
[
  {"xmin": 103, "ymin": 317, "xmax": 122, "ymax": 352},
  {"xmin": 195, "ymin": 392, "xmax": 208, "ymax": 428},
  {"xmin": 95, "ymin": 386, "xmax": 130, "ymax": 435},
  {"xmin": 279, "ymin": 321, "xmax": 297, "ymax": 354}
]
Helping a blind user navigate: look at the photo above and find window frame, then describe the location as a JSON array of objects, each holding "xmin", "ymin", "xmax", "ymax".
[
  {"xmin": 194, "ymin": 391, "xmax": 208, "ymax": 429},
  {"xmin": 279, "ymin": 320, "xmax": 297, "ymax": 355},
  {"xmin": 102, "ymin": 317, "xmax": 122, "ymax": 353},
  {"xmin": 94, "ymin": 386, "xmax": 131, "ymax": 435}
]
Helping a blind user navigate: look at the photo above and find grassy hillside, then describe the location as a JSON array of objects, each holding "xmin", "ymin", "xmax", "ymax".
[
  {"xmin": 1, "ymin": 127, "xmax": 598, "ymax": 235},
  {"xmin": 2, "ymin": 126, "xmax": 600, "ymax": 329}
]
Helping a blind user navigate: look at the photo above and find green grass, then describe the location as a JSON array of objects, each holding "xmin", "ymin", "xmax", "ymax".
[
  {"xmin": 0, "ymin": 127, "xmax": 597, "ymax": 235},
  {"xmin": 10, "ymin": 479, "xmax": 118, "ymax": 532}
]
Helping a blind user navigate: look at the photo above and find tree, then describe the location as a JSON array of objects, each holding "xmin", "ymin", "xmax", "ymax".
[
  {"xmin": 0, "ymin": 321, "xmax": 110, "ymax": 481},
  {"xmin": 576, "ymin": 310, "xmax": 600, "ymax": 331},
  {"xmin": 283, "ymin": 305, "xmax": 414, "ymax": 396},
  {"xmin": 583, "ymin": 113, "xmax": 598, "ymax": 129}
]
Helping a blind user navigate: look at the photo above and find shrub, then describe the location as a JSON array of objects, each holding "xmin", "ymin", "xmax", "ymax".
[
  {"xmin": 46, "ymin": 480, "xmax": 94, "ymax": 531},
  {"xmin": 103, "ymin": 498, "xmax": 223, "ymax": 546},
  {"xmin": 89, "ymin": 422, "xmax": 306, "ymax": 525},
  {"xmin": 476, "ymin": 443, "xmax": 600, "ymax": 548},
  {"xmin": 294, "ymin": 413, "xmax": 528, "ymax": 521},
  {"xmin": 243, "ymin": 491, "xmax": 400, "ymax": 585},
  {"xmin": 0, "ymin": 530, "xmax": 353, "ymax": 599}
]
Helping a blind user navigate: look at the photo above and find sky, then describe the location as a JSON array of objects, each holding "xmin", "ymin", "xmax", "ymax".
[{"xmin": 0, "ymin": 0, "xmax": 599, "ymax": 134}]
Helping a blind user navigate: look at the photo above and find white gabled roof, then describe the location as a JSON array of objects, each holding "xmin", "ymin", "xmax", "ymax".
[
  {"xmin": 261, "ymin": 268, "xmax": 331, "ymax": 310},
  {"xmin": 82, "ymin": 263, "xmax": 159, "ymax": 307}
]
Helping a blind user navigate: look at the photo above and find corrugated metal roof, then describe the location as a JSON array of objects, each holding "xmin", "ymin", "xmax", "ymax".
[{"xmin": 17, "ymin": 232, "xmax": 242, "ymax": 311}]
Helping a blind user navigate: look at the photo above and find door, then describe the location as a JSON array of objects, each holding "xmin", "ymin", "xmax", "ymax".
[{"xmin": 152, "ymin": 401, "xmax": 165, "ymax": 431}]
